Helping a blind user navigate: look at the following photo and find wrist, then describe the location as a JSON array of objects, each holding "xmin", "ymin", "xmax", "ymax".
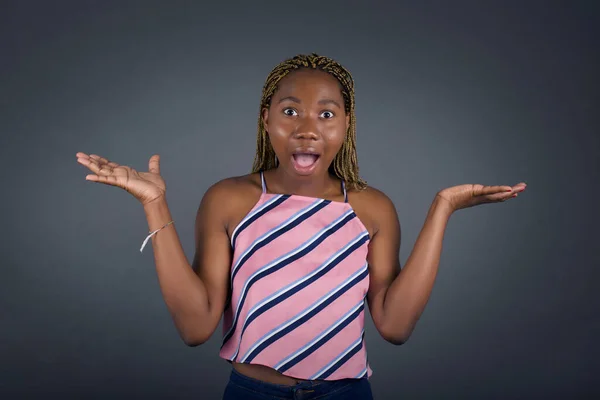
[
  {"xmin": 143, "ymin": 194, "xmax": 167, "ymax": 214},
  {"xmin": 432, "ymin": 194, "xmax": 455, "ymax": 218},
  {"xmin": 143, "ymin": 195, "xmax": 172, "ymax": 230}
]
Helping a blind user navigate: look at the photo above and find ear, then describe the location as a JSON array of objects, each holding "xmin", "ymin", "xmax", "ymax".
[
  {"xmin": 345, "ymin": 114, "xmax": 350, "ymax": 132},
  {"xmin": 262, "ymin": 108, "xmax": 270, "ymax": 132}
]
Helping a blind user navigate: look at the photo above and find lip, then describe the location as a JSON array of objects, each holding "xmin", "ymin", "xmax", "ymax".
[{"xmin": 292, "ymin": 147, "xmax": 321, "ymax": 157}]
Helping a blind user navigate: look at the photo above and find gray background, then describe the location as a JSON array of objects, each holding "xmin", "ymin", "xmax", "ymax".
[{"xmin": 1, "ymin": 1, "xmax": 598, "ymax": 398}]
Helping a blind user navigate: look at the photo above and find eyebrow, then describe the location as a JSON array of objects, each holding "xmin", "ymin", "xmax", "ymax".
[{"xmin": 277, "ymin": 96, "xmax": 342, "ymax": 109}]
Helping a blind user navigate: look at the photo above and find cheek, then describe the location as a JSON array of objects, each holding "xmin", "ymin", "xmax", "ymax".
[
  {"xmin": 323, "ymin": 125, "xmax": 347, "ymax": 154},
  {"xmin": 268, "ymin": 114, "xmax": 294, "ymax": 136},
  {"xmin": 267, "ymin": 122, "xmax": 291, "ymax": 154}
]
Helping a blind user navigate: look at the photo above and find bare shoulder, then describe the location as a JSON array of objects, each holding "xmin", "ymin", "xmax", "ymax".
[
  {"xmin": 202, "ymin": 174, "xmax": 260, "ymax": 201},
  {"xmin": 198, "ymin": 173, "xmax": 264, "ymax": 236},
  {"xmin": 349, "ymin": 185, "xmax": 399, "ymax": 238}
]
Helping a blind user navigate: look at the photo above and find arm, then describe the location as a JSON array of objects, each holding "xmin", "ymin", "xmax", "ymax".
[
  {"xmin": 366, "ymin": 193, "xmax": 453, "ymax": 345},
  {"xmin": 143, "ymin": 182, "xmax": 232, "ymax": 346},
  {"xmin": 366, "ymin": 182, "xmax": 525, "ymax": 345}
]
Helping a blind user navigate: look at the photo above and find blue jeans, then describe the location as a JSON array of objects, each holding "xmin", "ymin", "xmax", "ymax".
[{"xmin": 223, "ymin": 368, "xmax": 374, "ymax": 399}]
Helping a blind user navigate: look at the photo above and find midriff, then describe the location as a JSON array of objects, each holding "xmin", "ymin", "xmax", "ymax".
[{"xmin": 232, "ymin": 361, "xmax": 310, "ymax": 386}]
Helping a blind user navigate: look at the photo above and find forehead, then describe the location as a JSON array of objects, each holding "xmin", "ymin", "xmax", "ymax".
[{"xmin": 273, "ymin": 69, "xmax": 343, "ymax": 100}]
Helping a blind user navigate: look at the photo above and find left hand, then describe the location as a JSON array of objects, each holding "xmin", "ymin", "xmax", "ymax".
[{"xmin": 437, "ymin": 182, "xmax": 527, "ymax": 212}]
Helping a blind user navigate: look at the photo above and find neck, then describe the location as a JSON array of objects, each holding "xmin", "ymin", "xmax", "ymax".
[{"xmin": 270, "ymin": 167, "xmax": 338, "ymax": 198}]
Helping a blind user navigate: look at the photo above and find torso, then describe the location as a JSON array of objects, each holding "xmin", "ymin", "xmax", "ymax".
[{"xmin": 221, "ymin": 170, "xmax": 377, "ymax": 385}]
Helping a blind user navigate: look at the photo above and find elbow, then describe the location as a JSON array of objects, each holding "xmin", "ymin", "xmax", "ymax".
[
  {"xmin": 183, "ymin": 336, "xmax": 206, "ymax": 347},
  {"xmin": 379, "ymin": 322, "xmax": 414, "ymax": 346},
  {"xmin": 174, "ymin": 310, "xmax": 220, "ymax": 347},
  {"xmin": 182, "ymin": 332, "xmax": 210, "ymax": 347},
  {"xmin": 386, "ymin": 335, "xmax": 410, "ymax": 346},
  {"xmin": 180, "ymin": 327, "xmax": 213, "ymax": 347},
  {"xmin": 382, "ymin": 331, "xmax": 411, "ymax": 346}
]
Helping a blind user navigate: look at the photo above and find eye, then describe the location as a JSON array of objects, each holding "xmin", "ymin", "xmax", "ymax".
[
  {"xmin": 320, "ymin": 111, "xmax": 335, "ymax": 119},
  {"xmin": 283, "ymin": 108, "xmax": 298, "ymax": 116}
]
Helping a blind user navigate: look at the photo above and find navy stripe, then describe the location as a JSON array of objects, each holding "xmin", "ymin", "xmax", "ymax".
[
  {"xmin": 230, "ymin": 200, "xmax": 330, "ymax": 284},
  {"xmin": 277, "ymin": 303, "xmax": 365, "ymax": 373},
  {"xmin": 221, "ymin": 212, "xmax": 357, "ymax": 349},
  {"xmin": 231, "ymin": 199, "xmax": 326, "ymax": 283},
  {"xmin": 231, "ymin": 195, "xmax": 290, "ymax": 250},
  {"xmin": 241, "ymin": 234, "xmax": 368, "ymax": 339},
  {"xmin": 317, "ymin": 332, "xmax": 366, "ymax": 380},
  {"xmin": 243, "ymin": 267, "xmax": 369, "ymax": 363}
]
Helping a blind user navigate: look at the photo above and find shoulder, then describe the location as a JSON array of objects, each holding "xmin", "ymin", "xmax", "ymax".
[
  {"xmin": 197, "ymin": 173, "xmax": 264, "ymax": 232},
  {"xmin": 349, "ymin": 185, "xmax": 399, "ymax": 237},
  {"xmin": 352, "ymin": 185, "xmax": 396, "ymax": 211},
  {"xmin": 203, "ymin": 173, "xmax": 260, "ymax": 200}
]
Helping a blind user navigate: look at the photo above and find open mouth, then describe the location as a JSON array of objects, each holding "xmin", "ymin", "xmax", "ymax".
[
  {"xmin": 291, "ymin": 152, "xmax": 321, "ymax": 174},
  {"xmin": 293, "ymin": 153, "xmax": 319, "ymax": 167}
]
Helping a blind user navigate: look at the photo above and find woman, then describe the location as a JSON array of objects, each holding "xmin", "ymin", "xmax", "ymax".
[{"xmin": 76, "ymin": 53, "xmax": 526, "ymax": 399}]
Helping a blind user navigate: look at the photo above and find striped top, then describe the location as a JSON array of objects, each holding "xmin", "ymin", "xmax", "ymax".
[{"xmin": 219, "ymin": 172, "xmax": 372, "ymax": 380}]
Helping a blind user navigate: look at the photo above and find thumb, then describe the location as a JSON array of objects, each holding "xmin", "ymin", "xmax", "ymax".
[{"xmin": 148, "ymin": 154, "xmax": 160, "ymax": 174}]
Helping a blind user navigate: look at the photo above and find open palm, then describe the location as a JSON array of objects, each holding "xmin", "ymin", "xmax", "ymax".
[
  {"xmin": 438, "ymin": 182, "xmax": 527, "ymax": 212},
  {"xmin": 76, "ymin": 152, "xmax": 166, "ymax": 205}
]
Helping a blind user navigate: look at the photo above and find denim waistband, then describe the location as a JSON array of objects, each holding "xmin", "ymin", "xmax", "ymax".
[{"xmin": 227, "ymin": 367, "xmax": 367, "ymax": 399}]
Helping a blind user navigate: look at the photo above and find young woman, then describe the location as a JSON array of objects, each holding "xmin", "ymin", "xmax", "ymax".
[{"xmin": 76, "ymin": 53, "xmax": 526, "ymax": 399}]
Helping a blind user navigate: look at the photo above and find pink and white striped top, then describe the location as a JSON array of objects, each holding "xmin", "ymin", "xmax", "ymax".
[{"xmin": 219, "ymin": 171, "xmax": 373, "ymax": 380}]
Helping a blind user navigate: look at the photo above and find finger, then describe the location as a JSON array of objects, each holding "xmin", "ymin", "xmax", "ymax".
[
  {"xmin": 79, "ymin": 157, "xmax": 112, "ymax": 176},
  {"xmin": 76, "ymin": 154, "xmax": 95, "ymax": 167},
  {"xmin": 89, "ymin": 154, "xmax": 119, "ymax": 168},
  {"xmin": 485, "ymin": 191, "xmax": 515, "ymax": 203},
  {"xmin": 512, "ymin": 182, "xmax": 527, "ymax": 192},
  {"xmin": 148, "ymin": 154, "xmax": 160, "ymax": 174},
  {"xmin": 97, "ymin": 164, "xmax": 114, "ymax": 176},
  {"xmin": 85, "ymin": 174, "xmax": 120, "ymax": 187},
  {"xmin": 87, "ymin": 154, "xmax": 121, "ymax": 175},
  {"xmin": 77, "ymin": 156, "xmax": 92, "ymax": 166},
  {"xmin": 77, "ymin": 156, "xmax": 101, "ymax": 173},
  {"xmin": 492, "ymin": 183, "xmax": 527, "ymax": 196},
  {"xmin": 478, "ymin": 185, "xmax": 513, "ymax": 196},
  {"xmin": 98, "ymin": 156, "xmax": 119, "ymax": 168},
  {"xmin": 86, "ymin": 155, "xmax": 105, "ymax": 170},
  {"xmin": 85, "ymin": 174, "xmax": 98, "ymax": 181}
]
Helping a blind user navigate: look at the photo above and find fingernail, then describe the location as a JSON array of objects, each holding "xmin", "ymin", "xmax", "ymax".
[{"xmin": 512, "ymin": 193, "xmax": 518, "ymax": 197}]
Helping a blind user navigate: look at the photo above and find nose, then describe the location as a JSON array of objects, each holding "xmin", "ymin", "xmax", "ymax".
[{"xmin": 293, "ymin": 117, "xmax": 320, "ymax": 140}]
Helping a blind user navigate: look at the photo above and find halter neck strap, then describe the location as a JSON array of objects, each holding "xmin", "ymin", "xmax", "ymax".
[{"xmin": 260, "ymin": 171, "xmax": 267, "ymax": 193}]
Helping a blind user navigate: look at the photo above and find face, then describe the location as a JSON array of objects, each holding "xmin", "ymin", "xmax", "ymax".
[{"xmin": 262, "ymin": 69, "xmax": 350, "ymax": 178}]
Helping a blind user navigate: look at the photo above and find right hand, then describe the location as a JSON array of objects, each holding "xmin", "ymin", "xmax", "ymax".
[{"xmin": 76, "ymin": 152, "xmax": 166, "ymax": 206}]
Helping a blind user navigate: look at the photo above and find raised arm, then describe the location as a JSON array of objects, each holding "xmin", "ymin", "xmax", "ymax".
[
  {"xmin": 144, "ymin": 181, "xmax": 233, "ymax": 346},
  {"xmin": 365, "ymin": 183, "xmax": 526, "ymax": 345},
  {"xmin": 76, "ymin": 152, "xmax": 233, "ymax": 346}
]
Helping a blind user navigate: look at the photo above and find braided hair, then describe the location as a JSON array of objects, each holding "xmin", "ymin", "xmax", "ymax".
[{"xmin": 251, "ymin": 53, "xmax": 367, "ymax": 190}]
